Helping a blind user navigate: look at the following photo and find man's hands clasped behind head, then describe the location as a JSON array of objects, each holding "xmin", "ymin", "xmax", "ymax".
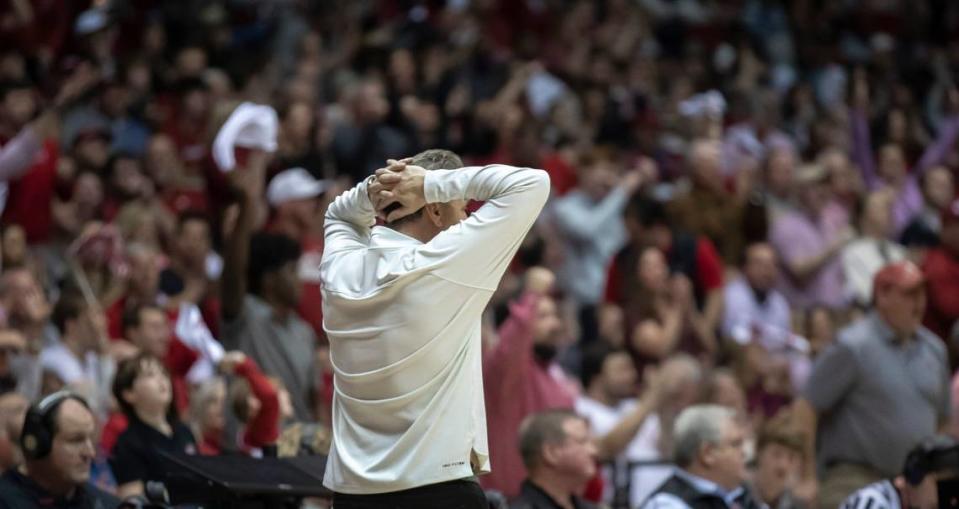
[{"xmin": 368, "ymin": 159, "xmax": 429, "ymax": 222}]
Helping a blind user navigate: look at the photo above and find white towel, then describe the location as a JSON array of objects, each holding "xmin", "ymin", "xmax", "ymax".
[{"xmin": 212, "ymin": 102, "xmax": 278, "ymax": 172}]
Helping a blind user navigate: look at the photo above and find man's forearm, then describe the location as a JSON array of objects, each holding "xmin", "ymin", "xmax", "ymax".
[{"xmin": 325, "ymin": 177, "xmax": 376, "ymax": 230}]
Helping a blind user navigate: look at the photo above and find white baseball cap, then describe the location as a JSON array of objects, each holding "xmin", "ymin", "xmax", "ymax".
[{"xmin": 266, "ymin": 168, "xmax": 329, "ymax": 206}]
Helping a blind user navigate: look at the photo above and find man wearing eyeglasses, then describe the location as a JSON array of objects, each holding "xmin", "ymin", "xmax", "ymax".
[{"xmin": 641, "ymin": 405, "xmax": 761, "ymax": 509}]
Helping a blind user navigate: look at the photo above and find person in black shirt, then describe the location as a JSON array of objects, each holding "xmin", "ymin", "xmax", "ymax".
[
  {"xmin": 109, "ymin": 354, "xmax": 195, "ymax": 500},
  {"xmin": 0, "ymin": 391, "xmax": 119, "ymax": 509},
  {"xmin": 511, "ymin": 410, "xmax": 598, "ymax": 509}
]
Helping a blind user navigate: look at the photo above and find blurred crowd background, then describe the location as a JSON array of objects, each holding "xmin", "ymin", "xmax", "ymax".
[{"xmin": 2, "ymin": 0, "xmax": 959, "ymax": 508}]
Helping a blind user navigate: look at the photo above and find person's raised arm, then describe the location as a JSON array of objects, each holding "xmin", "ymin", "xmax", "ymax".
[
  {"xmin": 850, "ymin": 70, "xmax": 880, "ymax": 190},
  {"xmin": 220, "ymin": 151, "xmax": 269, "ymax": 322},
  {"xmin": 596, "ymin": 367, "xmax": 667, "ymax": 461},
  {"xmin": 322, "ymin": 175, "xmax": 378, "ymax": 258},
  {"xmin": 378, "ymin": 162, "xmax": 551, "ymax": 290},
  {"xmin": 913, "ymin": 88, "xmax": 959, "ymax": 180},
  {"xmin": 553, "ymin": 170, "xmax": 644, "ymax": 241}
]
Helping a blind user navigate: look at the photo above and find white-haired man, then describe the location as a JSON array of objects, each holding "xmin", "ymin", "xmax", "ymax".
[{"xmin": 641, "ymin": 405, "xmax": 761, "ymax": 509}]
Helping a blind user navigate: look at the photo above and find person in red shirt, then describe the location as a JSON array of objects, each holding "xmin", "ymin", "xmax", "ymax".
[
  {"xmin": 481, "ymin": 267, "xmax": 578, "ymax": 499},
  {"xmin": 923, "ymin": 198, "xmax": 959, "ymax": 367},
  {"xmin": 226, "ymin": 353, "xmax": 290, "ymax": 456}
]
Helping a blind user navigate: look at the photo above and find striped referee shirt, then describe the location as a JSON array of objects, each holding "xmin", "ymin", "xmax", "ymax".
[{"xmin": 839, "ymin": 480, "xmax": 901, "ymax": 509}]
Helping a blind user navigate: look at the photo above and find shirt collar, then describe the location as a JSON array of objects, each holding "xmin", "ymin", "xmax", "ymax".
[
  {"xmin": 674, "ymin": 468, "xmax": 744, "ymax": 505},
  {"xmin": 370, "ymin": 225, "xmax": 424, "ymax": 248}
]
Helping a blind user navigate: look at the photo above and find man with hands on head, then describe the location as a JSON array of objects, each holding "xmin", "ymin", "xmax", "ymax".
[{"xmin": 320, "ymin": 150, "xmax": 550, "ymax": 508}]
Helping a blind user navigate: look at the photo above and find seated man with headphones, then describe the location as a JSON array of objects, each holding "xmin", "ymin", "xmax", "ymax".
[
  {"xmin": 0, "ymin": 391, "xmax": 119, "ymax": 508},
  {"xmin": 840, "ymin": 435, "xmax": 959, "ymax": 509}
]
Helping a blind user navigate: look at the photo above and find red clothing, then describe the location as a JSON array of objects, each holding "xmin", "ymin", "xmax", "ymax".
[
  {"xmin": 923, "ymin": 247, "xmax": 959, "ymax": 340},
  {"xmin": 1, "ymin": 138, "xmax": 58, "ymax": 243},
  {"xmin": 604, "ymin": 236, "xmax": 723, "ymax": 304},
  {"xmin": 100, "ymin": 412, "xmax": 127, "ymax": 454},
  {"xmin": 540, "ymin": 152, "xmax": 577, "ymax": 196},
  {"xmin": 235, "ymin": 357, "xmax": 280, "ymax": 449},
  {"xmin": 481, "ymin": 293, "xmax": 576, "ymax": 499}
]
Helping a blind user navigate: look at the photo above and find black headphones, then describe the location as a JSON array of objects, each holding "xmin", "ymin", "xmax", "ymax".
[
  {"xmin": 903, "ymin": 435, "xmax": 959, "ymax": 486},
  {"xmin": 20, "ymin": 391, "xmax": 91, "ymax": 460}
]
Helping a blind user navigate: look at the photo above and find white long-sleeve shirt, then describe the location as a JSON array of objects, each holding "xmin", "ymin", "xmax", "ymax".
[{"xmin": 320, "ymin": 164, "xmax": 550, "ymax": 494}]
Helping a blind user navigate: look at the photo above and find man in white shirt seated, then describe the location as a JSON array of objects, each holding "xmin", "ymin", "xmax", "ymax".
[
  {"xmin": 840, "ymin": 436, "xmax": 959, "ymax": 509},
  {"xmin": 842, "ymin": 189, "xmax": 906, "ymax": 307},
  {"xmin": 575, "ymin": 342, "xmax": 671, "ymax": 508},
  {"xmin": 320, "ymin": 150, "xmax": 550, "ymax": 508},
  {"xmin": 641, "ymin": 405, "xmax": 762, "ymax": 509}
]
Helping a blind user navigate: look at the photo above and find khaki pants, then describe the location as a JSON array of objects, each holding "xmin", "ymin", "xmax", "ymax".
[{"xmin": 820, "ymin": 463, "xmax": 884, "ymax": 509}]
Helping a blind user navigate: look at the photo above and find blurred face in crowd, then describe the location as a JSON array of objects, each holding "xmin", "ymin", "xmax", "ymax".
[
  {"xmin": 1, "ymin": 87, "xmax": 36, "ymax": 128},
  {"xmin": 2, "ymin": 224, "xmax": 27, "ymax": 268},
  {"xmin": 923, "ymin": 166, "xmax": 955, "ymax": 210},
  {"xmin": 128, "ymin": 307, "xmax": 170, "ymax": 359},
  {"xmin": 876, "ymin": 283, "xmax": 926, "ymax": 337},
  {"xmin": 182, "ymin": 87, "xmax": 210, "ymax": 120},
  {"xmin": 886, "ymin": 109, "xmax": 908, "ymax": 146},
  {"xmin": 33, "ymin": 400, "xmax": 96, "ymax": 491},
  {"xmin": 111, "ymin": 156, "xmax": 148, "ymax": 198},
  {"xmin": 100, "ymin": 83, "xmax": 130, "ymax": 118},
  {"xmin": 707, "ymin": 372, "xmax": 747, "ymax": 416},
  {"xmin": 283, "ymin": 102, "xmax": 314, "ymax": 146},
  {"xmin": 71, "ymin": 307, "xmax": 107, "ymax": 353},
  {"xmin": 861, "ymin": 190, "xmax": 894, "ymax": 237},
  {"xmin": 176, "ymin": 47, "xmax": 208, "ymax": 79},
  {"xmin": 690, "ymin": 139, "xmax": 722, "ymax": 190},
  {"xmin": 756, "ymin": 442, "xmax": 802, "ymax": 502},
  {"xmin": 145, "ymin": 134, "xmax": 181, "ymax": 188},
  {"xmin": 659, "ymin": 357, "xmax": 702, "ymax": 416},
  {"xmin": 579, "ymin": 159, "xmax": 618, "ymax": 201},
  {"xmin": 74, "ymin": 135, "xmax": 110, "ymax": 172},
  {"xmin": 599, "ymin": 351, "xmax": 637, "ymax": 401},
  {"xmin": 266, "ymin": 260, "xmax": 302, "ymax": 309},
  {"xmin": 177, "ymin": 218, "xmax": 211, "ymax": 267},
  {"xmin": 878, "ymin": 144, "xmax": 907, "ymax": 185},
  {"xmin": 701, "ymin": 416, "xmax": 747, "ymax": 491},
  {"xmin": 1, "ymin": 268, "xmax": 48, "ymax": 326},
  {"xmin": 279, "ymin": 198, "xmax": 321, "ymax": 234},
  {"xmin": 532, "ymin": 296, "xmax": 564, "ymax": 352},
  {"xmin": 744, "ymin": 243, "xmax": 778, "ymax": 293},
  {"xmin": 637, "ymin": 247, "xmax": 669, "ymax": 293},
  {"xmin": 765, "ymin": 148, "xmax": 795, "ymax": 198},
  {"xmin": 806, "ymin": 307, "xmax": 834, "ymax": 356},
  {"xmin": 544, "ymin": 417, "xmax": 597, "ymax": 484},
  {"xmin": 122, "ymin": 357, "xmax": 172, "ymax": 415},
  {"xmin": 127, "ymin": 247, "xmax": 160, "ymax": 298},
  {"xmin": 355, "ymin": 82, "xmax": 389, "ymax": 124},
  {"xmin": 820, "ymin": 148, "xmax": 860, "ymax": 198},
  {"xmin": 197, "ymin": 380, "xmax": 226, "ymax": 434},
  {"xmin": 798, "ymin": 177, "xmax": 831, "ymax": 215}
]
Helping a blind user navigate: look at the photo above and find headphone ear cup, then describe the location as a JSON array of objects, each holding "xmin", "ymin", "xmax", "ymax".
[{"xmin": 20, "ymin": 408, "xmax": 52, "ymax": 460}]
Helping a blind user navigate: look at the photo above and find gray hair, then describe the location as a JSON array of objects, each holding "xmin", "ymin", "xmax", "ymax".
[
  {"xmin": 517, "ymin": 409, "xmax": 583, "ymax": 471},
  {"xmin": 672, "ymin": 404, "xmax": 736, "ymax": 468}
]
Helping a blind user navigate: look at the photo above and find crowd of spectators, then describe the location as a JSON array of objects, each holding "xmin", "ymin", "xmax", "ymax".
[{"xmin": 2, "ymin": 0, "xmax": 959, "ymax": 508}]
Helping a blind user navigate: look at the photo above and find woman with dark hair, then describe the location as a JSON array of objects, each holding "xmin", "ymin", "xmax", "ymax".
[{"xmin": 109, "ymin": 353, "xmax": 195, "ymax": 499}]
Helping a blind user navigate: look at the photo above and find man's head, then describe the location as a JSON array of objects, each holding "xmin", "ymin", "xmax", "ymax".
[
  {"xmin": 942, "ymin": 199, "xmax": 959, "ymax": 255},
  {"xmin": 51, "ymin": 290, "xmax": 104, "ymax": 353},
  {"xmin": 672, "ymin": 404, "xmax": 746, "ymax": 491},
  {"xmin": 658, "ymin": 354, "xmax": 704, "ymax": 416},
  {"xmin": 898, "ymin": 435, "xmax": 959, "ymax": 509},
  {"xmin": 689, "ymin": 139, "xmax": 722, "ymax": 190},
  {"xmin": 0, "ymin": 80, "xmax": 37, "ymax": 128},
  {"xmin": 247, "ymin": 232, "xmax": 302, "ymax": 308},
  {"xmin": 531, "ymin": 296, "xmax": 565, "ymax": 362},
  {"xmin": 384, "ymin": 149, "xmax": 467, "ymax": 235},
  {"xmin": 266, "ymin": 168, "xmax": 328, "ymax": 235},
  {"xmin": 581, "ymin": 342, "xmax": 637, "ymax": 403},
  {"xmin": 921, "ymin": 166, "xmax": 955, "ymax": 211},
  {"xmin": 702, "ymin": 369, "xmax": 747, "ymax": 416},
  {"xmin": 628, "ymin": 198, "xmax": 672, "ymax": 252},
  {"xmin": 19, "ymin": 392, "xmax": 96, "ymax": 496},
  {"xmin": 577, "ymin": 147, "xmax": 620, "ymax": 201},
  {"xmin": 858, "ymin": 189, "xmax": 894, "ymax": 238},
  {"xmin": 0, "ymin": 267, "xmax": 49, "ymax": 327},
  {"xmin": 743, "ymin": 242, "xmax": 778, "ymax": 293},
  {"xmin": 518, "ymin": 409, "xmax": 596, "ymax": 487},
  {"xmin": 175, "ymin": 211, "xmax": 212, "ymax": 269},
  {"xmin": 764, "ymin": 145, "xmax": 796, "ymax": 198},
  {"xmin": 795, "ymin": 163, "xmax": 832, "ymax": 214},
  {"xmin": 122, "ymin": 304, "xmax": 170, "ymax": 359},
  {"xmin": 754, "ymin": 412, "xmax": 804, "ymax": 502},
  {"xmin": 113, "ymin": 353, "xmax": 172, "ymax": 419},
  {"xmin": 126, "ymin": 242, "xmax": 160, "ymax": 300},
  {"xmin": 873, "ymin": 260, "xmax": 926, "ymax": 337},
  {"xmin": 878, "ymin": 143, "xmax": 907, "ymax": 184}
]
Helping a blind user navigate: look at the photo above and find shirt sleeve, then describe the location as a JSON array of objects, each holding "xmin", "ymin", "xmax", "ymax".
[
  {"xmin": 322, "ymin": 176, "xmax": 376, "ymax": 258},
  {"xmin": 416, "ymin": 165, "xmax": 550, "ymax": 290},
  {"xmin": 801, "ymin": 339, "xmax": 860, "ymax": 413}
]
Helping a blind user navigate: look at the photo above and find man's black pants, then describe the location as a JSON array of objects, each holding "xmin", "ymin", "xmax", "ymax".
[{"xmin": 332, "ymin": 479, "xmax": 487, "ymax": 509}]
